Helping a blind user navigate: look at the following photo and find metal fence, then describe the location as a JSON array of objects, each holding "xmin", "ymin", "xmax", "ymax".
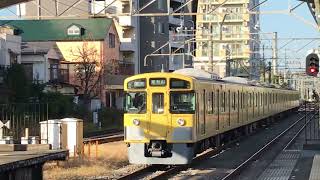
[
  {"xmin": 0, "ymin": 103, "xmax": 48, "ymax": 143},
  {"xmin": 304, "ymin": 103, "xmax": 320, "ymax": 145}
]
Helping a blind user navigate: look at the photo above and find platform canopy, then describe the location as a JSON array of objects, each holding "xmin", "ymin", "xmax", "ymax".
[{"xmin": 0, "ymin": 0, "xmax": 31, "ymax": 9}]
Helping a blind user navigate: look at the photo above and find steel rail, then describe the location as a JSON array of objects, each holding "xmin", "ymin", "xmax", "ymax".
[
  {"xmin": 221, "ymin": 111, "xmax": 316, "ymax": 180},
  {"xmin": 83, "ymin": 132, "xmax": 124, "ymax": 144}
]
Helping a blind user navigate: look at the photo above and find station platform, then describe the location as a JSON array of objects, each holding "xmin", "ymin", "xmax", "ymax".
[{"xmin": 0, "ymin": 146, "xmax": 68, "ymax": 180}]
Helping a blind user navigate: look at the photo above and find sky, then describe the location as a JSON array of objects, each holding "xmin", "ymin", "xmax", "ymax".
[
  {"xmin": 260, "ymin": 0, "xmax": 320, "ymax": 72},
  {"xmin": 0, "ymin": 0, "xmax": 319, "ymax": 71}
]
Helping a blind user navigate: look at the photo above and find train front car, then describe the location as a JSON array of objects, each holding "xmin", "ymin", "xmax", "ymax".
[{"xmin": 124, "ymin": 73, "xmax": 195, "ymax": 165}]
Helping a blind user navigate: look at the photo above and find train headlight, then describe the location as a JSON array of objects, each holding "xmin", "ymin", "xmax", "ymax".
[
  {"xmin": 177, "ymin": 118, "xmax": 186, "ymax": 126},
  {"xmin": 133, "ymin": 119, "xmax": 140, "ymax": 126}
]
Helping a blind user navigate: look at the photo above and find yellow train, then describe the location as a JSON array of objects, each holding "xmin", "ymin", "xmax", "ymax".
[{"xmin": 123, "ymin": 71, "xmax": 300, "ymax": 165}]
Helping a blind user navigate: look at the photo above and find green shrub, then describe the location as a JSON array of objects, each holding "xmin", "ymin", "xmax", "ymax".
[{"xmin": 98, "ymin": 108, "xmax": 124, "ymax": 128}]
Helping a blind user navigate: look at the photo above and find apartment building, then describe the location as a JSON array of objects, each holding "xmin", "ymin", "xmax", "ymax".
[
  {"xmin": 18, "ymin": 0, "xmax": 194, "ymax": 73},
  {"xmin": 195, "ymin": 0, "xmax": 260, "ymax": 79}
]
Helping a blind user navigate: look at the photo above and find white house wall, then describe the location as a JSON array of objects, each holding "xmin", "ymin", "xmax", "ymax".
[
  {"xmin": 21, "ymin": 54, "xmax": 49, "ymax": 82},
  {"xmin": 0, "ymin": 34, "xmax": 22, "ymax": 66}
]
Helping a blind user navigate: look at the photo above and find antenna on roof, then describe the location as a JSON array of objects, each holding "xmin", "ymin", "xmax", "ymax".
[{"xmin": 161, "ymin": 64, "xmax": 164, "ymax": 72}]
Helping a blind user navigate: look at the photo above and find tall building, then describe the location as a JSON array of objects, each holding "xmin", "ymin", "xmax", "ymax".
[
  {"xmin": 195, "ymin": 0, "xmax": 260, "ymax": 79},
  {"xmin": 18, "ymin": 0, "xmax": 194, "ymax": 73}
]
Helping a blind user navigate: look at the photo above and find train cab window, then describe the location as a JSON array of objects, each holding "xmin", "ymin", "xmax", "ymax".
[
  {"xmin": 170, "ymin": 78, "xmax": 190, "ymax": 89},
  {"xmin": 152, "ymin": 93, "xmax": 164, "ymax": 114},
  {"xmin": 127, "ymin": 79, "xmax": 146, "ymax": 89},
  {"xmin": 170, "ymin": 92, "xmax": 195, "ymax": 114},
  {"xmin": 125, "ymin": 92, "xmax": 146, "ymax": 114}
]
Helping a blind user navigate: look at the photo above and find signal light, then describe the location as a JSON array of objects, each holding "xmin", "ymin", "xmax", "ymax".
[
  {"xmin": 306, "ymin": 53, "xmax": 319, "ymax": 77},
  {"xmin": 310, "ymin": 67, "xmax": 316, "ymax": 73}
]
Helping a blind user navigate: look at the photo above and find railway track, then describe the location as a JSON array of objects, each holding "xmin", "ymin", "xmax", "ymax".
[
  {"xmin": 118, "ymin": 110, "xmax": 316, "ymax": 180},
  {"xmin": 83, "ymin": 131, "xmax": 124, "ymax": 144},
  {"xmin": 222, "ymin": 111, "xmax": 317, "ymax": 180}
]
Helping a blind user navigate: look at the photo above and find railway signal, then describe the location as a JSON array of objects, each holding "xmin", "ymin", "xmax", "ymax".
[{"xmin": 306, "ymin": 53, "xmax": 319, "ymax": 77}]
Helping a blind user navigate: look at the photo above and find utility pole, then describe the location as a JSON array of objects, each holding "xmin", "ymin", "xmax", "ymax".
[
  {"xmin": 262, "ymin": 45, "xmax": 266, "ymax": 82},
  {"xmin": 272, "ymin": 32, "xmax": 278, "ymax": 76},
  {"xmin": 208, "ymin": 24, "xmax": 213, "ymax": 73},
  {"xmin": 268, "ymin": 61, "xmax": 272, "ymax": 84},
  {"xmin": 55, "ymin": 0, "xmax": 59, "ymax": 16},
  {"xmin": 284, "ymin": 49, "xmax": 287, "ymax": 85}
]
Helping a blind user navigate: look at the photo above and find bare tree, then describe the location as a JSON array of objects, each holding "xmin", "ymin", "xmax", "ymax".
[{"xmin": 71, "ymin": 42, "xmax": 103, "ymax": 105}]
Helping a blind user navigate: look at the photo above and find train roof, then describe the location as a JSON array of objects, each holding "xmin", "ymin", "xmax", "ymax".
[{"xmin": 173, "ymin": 68, "xmax": 296, "ymax": 91}]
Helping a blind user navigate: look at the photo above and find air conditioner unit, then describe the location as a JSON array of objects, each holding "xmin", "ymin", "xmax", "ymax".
[
  {"xmin": 222, "ymin": 26, "xmax": 230, "ymax": 32},
  {"xmin": 219, "ymin": 7, "xmax": 228, "ymax": 13},
  {"xmin": 220, "ymin": 44, "xmax": 229, "ymax": 50}
]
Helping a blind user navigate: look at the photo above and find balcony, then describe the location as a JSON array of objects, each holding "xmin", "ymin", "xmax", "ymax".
[
  {"xmin": 49, "ymin": 68, "xmax": 69, "ymax": 84},
  {"xmin": 169, "ymin": 31, "xmax": 185, "ymax": 48},
  {"xmin": 169, "ymin": 8, "xmax": 183, "ymax": 25},
  {"xmin": 169, "ymin": 55, "xmax": 184, "ymax": 71},
  {"xmin": 120, "ymin": 38, "xmax": 136, "ymax": 52},
  {"xmin": 119, "ymin": 16, "xmax": 136, "ymax": 27}
]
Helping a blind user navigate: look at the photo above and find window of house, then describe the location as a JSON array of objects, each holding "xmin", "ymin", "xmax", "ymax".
[
  {"xmin": 157, "ymin": 0, "xmax": 166, "ymax": 10},
  {"xmin": 158, "ymin": 22, "xmax": 166, "ymax": 34},
  {"xmin": 67, "ymin": 25, "xmax": 81, "ymax": 36},
  {"xmin": 109, "ymin": 33, "xmax": 116, "ymax": 48}
]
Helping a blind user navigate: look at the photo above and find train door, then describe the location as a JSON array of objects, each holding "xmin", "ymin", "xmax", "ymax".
[
  {"xmin": 244, "ymin": 91, "xmax": 251, "ymax": 122},
  {"xmin": 201, "ymin": 90, "xmax": 206, "ymax": 135},
  {"xmin": 216, "ymin": 89, "xmax": 220, "ymax": 131},
  {"xmin": 257, "ymin": 92, "xmax": 260, "ymax": 117},
  {"xmin": 228, "ymin": 90, "xmax": 231, "ymax": 127},
  {"xmin": 237, "ymin": 90, "xmax": 240, "ymax": 125},
  {"xmin": 149, "ymin": 92, "xmax": 168, "ymax": 139},
  {"xmin": 262, "ymin": 93, "xmax": 264, "ymax": 116},
  {"xmin": 196, "ymin": 92, "xmax": 199, "ymax": 135},
  {"xmin": 221, "ymin": 87, "xmax": 226, "ymax": 129}
]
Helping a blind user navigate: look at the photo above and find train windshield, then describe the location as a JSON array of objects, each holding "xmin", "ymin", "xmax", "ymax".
[
  {"xmin": 125, "ymin": 92, "xmax": 146, "ymax": 114},
  {"xmin": 170, "ymin": 92, "xmax": 195, "ymax": 114}
]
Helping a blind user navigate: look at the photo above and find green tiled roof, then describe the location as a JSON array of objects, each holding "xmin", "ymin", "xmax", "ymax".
[{"xmin": 0, "ymin": 18, "xmax": 113, "ymax": 42}]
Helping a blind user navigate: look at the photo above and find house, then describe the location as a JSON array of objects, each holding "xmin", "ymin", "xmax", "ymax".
[
  {"xmin": 0, "ymin": 26, "xmax": 22, "ymax": 103},
  {"xmin": 0, "ymin": 18, "xmax": 131, "ymax": 109}
]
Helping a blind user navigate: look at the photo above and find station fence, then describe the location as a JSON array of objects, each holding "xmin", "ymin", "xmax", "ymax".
[{"xmin": 0, "ymin": 103, "xmax": 48, "ymax": 143}]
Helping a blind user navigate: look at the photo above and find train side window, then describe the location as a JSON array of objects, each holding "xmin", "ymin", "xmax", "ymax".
[
  {"xmin": 212, "ymin": 92, "xmax": 214, "ymax": 114},
  {"xmin": 252, "ymin": 93, "xmax": 255, "ymax": 107},
  {"xmin": 221, "ymin": 91, "xmax": 225, "ymax": 112},
  {"xmin": 216, "ymin": 90, "xmax": 220, "ymax": 113},
  {"xmin": 207, "ymin": 92, "xmax": 212, "ymax": 114}
]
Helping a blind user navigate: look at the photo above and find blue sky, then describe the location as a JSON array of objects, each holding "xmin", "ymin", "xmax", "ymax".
[
  {"xmin": 261, "ymin": 0, "xmax": 319, "ymax": 37},
  {"xmin": 260, "ymin": 0, "xmax": 320, "ymax": 71},
  {"xmin": 0, "ymin": 0, "xmax": 318, "ymax": 71}
]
